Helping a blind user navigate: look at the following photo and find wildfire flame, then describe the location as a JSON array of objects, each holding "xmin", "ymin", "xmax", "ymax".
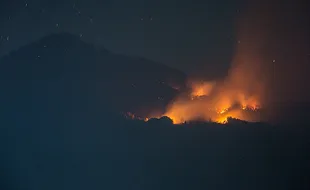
[
  {"xmin": 123, "ymin": 77, "xmax": 263, "ymax": 125},
  {"xmin": 124, "ymin": 79, "xmax": 262, "ymax": 125},
  {"xmin": 190, "ymin": 81, "xmax": 216, "ymax": 98},
  {"xmin": 154, "ymin": 1, "xmax": 268, "ymax": 124},
  {"xmin": 124, "ymin": 112, "xmax": 149, "ymax": 122},
  {"xmin": 124, "ymin": 0, "xmax": 275, "ymax": 125},
  {"xmin": 161, "ymin": 85, "xmax": 261, "ymax": 124}
]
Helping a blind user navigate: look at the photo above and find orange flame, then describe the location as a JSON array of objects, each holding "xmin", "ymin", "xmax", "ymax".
[
  {"xmin": 190, "ymin": 81, "xmax": 216, "ymax": 98},
  {"xmin": 127, "ymin": 0, "xmax": 272, "ymax": 125},
  {"xmin": 157, "ymin": 2, "xmax": 268, "ymax": 124},
  {"xmin": 161, "ymin": 79, "xmax": 262, "ymax": 124}
]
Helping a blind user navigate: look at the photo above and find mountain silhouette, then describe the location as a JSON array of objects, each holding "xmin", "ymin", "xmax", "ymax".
[
  {"xmin": 0, "ymin": 33, "xmax": 309, "ymax": 190},
  {"xmin": 0, "ymin": 32, "xmax": 187, "ymax": 117}
]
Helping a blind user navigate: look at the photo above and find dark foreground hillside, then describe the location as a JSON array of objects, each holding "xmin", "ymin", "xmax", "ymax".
[{"xmin": 1, "ymin": 111, "xmax": 309, "ymax": 190}]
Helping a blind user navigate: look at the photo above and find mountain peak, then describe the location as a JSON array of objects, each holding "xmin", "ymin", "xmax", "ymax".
[
  {"xmin": 35, "ymin": 32, "xmax": 85, "ymax": 48},
  {"xmin": 0, "ymin": 32, "xmax": 187, "ymax": 118}
]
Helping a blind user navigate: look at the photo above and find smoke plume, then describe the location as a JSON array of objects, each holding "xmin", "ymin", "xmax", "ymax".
[{"xmin": 159, "ymin": 0, "xmax": 309, "ymax": 124}]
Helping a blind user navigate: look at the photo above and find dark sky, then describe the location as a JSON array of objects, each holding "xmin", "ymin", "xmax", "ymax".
[
  {"xmin": 0, "ymin": 0, "xmax": 309, "ymax": 80},
  {"xmin": 0, "ymin": 0, "xmax": 245, "ymax": 76}
]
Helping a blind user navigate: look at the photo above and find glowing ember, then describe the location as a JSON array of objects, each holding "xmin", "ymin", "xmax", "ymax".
[
  {"xmin": 124, "ymin": 112, "xmax": 148, "ymax": 121},
  {"xmin": 218, "ymin": 108, "xmax": 229, "ymax": 114},
  {"xmin": 190, "ymin": 81, "xmax": 215, "ymax": 98},
  {"xmin": 216, "ymin": 116, "xmax": 229, "ymax": 124}
]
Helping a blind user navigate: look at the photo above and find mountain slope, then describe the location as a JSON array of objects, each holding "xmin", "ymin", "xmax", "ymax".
[{"xmin": 0, "ymin": 32, "xmax": 187, "ymax": 117}]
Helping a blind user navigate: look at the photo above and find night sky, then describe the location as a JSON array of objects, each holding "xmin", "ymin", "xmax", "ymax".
[
  {"xmin": 0, "ymin": 0, "xmax": 246, "ymax": 76},
  {"xmin": 0, "ymin": 0, "xmax": 309, "ymax": 81}
]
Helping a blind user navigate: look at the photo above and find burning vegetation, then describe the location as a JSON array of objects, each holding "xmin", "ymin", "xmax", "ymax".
[
  {"xmin": 124, "ymin": 40, "xmax": 265, "ymax": 124},
  {"xmin": 122, "ymin": 0, "xmax": 309, "ymax": 125},
  {"xmin": 123, "ymin": 0, "xmax": 281, "ymax": 125},
  {"xmin": 128, "ymin": 34, "xmax": 265, "ymax": 124},
  {"xmin": 124, "ymin": 78, "xmax": 262, "ymax": 125},
  {"xmin": 160, "ymin": 80, "xmax": 262, "ymax": 124},
  {"xmin": 149, "ymin": 0, "xmax": 270, "ymax": 124}
]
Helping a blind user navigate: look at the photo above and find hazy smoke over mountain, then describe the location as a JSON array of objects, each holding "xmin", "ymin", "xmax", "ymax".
[
  {"xmin": 236, "ymin": 0, "xmax": 310, "ymax": 105},
  {"xmin": 158, "ymin": 0, "xmax": 310, "ymax": 124}
]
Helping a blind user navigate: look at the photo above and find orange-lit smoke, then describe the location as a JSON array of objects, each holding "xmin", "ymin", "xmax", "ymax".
[
  {"xmin": 163, "ymin": 79, "xmax": 261, "ymax": 124},
  {"xmin": 143, "ymin": 0, "xmax": 309, "ymax": 124},
  {"xmin": 190, "ymin": 81, "xmax": 216, "ymax": 98},
  {"xmin": 159, "ymin": 1, "xmax": 270, "ymax": 124}
]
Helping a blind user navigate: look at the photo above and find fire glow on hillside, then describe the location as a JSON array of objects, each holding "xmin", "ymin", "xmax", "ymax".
[
  {"xmin": 125, "ymin": 35, "xmax": 265, "ymax": 124},
  {"xmin": 144, "ymin": 1, "xmax": 269, "ymax": 124},
  {"xmin": 124, "ymin": 78, "xmax": 262, "ymax": 124},
  {"xmin": 133, "ymin": 41, "xmax": 265, "ymax": 124},
  {"xmin": 158, "ymin": 80, "xmax": 262, "ymax": 124},
  {"xmin": 124, "ymin": 0, "xmax": 276, "ymax": 124}
]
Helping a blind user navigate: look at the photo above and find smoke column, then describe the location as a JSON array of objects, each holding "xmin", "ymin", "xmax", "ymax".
[
  {"xmin": 230, "ymin": 0, "xmax": 309, "ymax": 119},
  {"xmin": 158, "ymin": 0, "xmax": 309, "ymax": 124}
]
